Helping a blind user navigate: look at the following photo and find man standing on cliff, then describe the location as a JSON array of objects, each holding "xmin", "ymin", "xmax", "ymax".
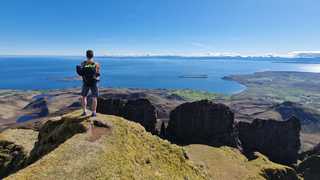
[{"xmin": 77, "ymin": 50, "xmax": 100, "ymax": 117}]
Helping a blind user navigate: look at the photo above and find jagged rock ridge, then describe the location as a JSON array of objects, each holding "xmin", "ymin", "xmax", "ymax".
[
  {"xmin": 166, "ymin": 100, "xmax": 240, "ymax": 147},
  {"xmin": 1, "ymin": 111, "xmax": 302, "ymax": 180},
  {"xmin": 97, "ymin": 98, "xmax": 158, "ymax": 134},
  {"xmin": 238, "ymin": 117, "xmax": 301, "ymax": 165}
]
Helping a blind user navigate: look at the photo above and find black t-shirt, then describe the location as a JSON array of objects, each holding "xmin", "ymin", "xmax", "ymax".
[{"xmin": 81, "ymin": 61, "xmax": 97, "ymax": 86}]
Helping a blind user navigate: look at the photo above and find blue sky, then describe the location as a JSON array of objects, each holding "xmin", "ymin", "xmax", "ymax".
[{"xmin": 0, "ymin": 0, "xmax": 319, "ymax": 56}]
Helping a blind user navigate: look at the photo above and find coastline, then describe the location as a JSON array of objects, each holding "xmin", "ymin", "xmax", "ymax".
[{"xmin": 2, "ymin": 71, "xmax": 320, "ymax": 151}]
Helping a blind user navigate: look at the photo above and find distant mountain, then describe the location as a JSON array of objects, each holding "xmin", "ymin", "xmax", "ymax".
[
  {"xmin": 103, "ymin": 55, "xmax": 287, "ymax": 60},
  {"xmin": 294, "ymin": 52, "xmax": 320, "ymax": 58}
]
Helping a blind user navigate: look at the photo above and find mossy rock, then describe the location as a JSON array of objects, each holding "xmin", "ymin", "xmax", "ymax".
[
  {"xmin": 28, "ymin": 116, "xmax": 87, "ymax": 164},
  {"xmin": 0, "ymin": 129, "xmax": 38, "ymax": 178},
  {"xmin": 6, "ymin": 111, "xmax": 207, "ymax": 180}
]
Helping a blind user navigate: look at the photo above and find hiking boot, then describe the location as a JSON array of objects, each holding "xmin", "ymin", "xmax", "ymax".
[
  {"xmin": 91, "ymin": 112, "xmax": 97, "ymax": 117},
  {"xmin": 81, "ymin": 112, "xmax": 87, "ymax": 116}
]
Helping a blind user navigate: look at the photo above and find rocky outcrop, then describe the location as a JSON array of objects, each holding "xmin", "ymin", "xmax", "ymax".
[
  {"xmin": 28, "ymin": 116, "xmax": 87, "ymax": 164},
  {"xmin": 122, "ymin": 99, "xmax": 157, "ymax": 133},
  {"xmin": 299, "ymin": 143, "xmax": 320, "ymax": 164},
  {"xmin": 6, "ymin": 111, "xmax": 207, "ymax": 180},
  {"xmin": 0, "ymin": 141, "xmax": 27, "ymax": 178},
  {"xmin": 159, "ymin": 122, "xmax": 167, "ymax": 139},
  {"xmin": 1, "ymin": 110, "xmax": 305, "ymax": 180},
  {"xmin": 297, "ymin": 155, "xmax": 320, "ymax": 180},
  {"xmin": 166, "ymin": 100, "xmax": 240, "ymax": 147},
  {"xmin": 97, "ymin": 98, "xmax": 157, "ymax": 134},
  {"xmin": 275, "ymin": 101, "xmax": 320, "ymax": 125},
  {"xmin": 238, "ymin": 117, "xmax": 301, "ymax": 165},
  {"xmin": 97, "ymin": 98, "xmax": 126, "ymax": 116},
  {"xmin": 0, "ymin": 129, "xmax": 38, "ymax": 179}
]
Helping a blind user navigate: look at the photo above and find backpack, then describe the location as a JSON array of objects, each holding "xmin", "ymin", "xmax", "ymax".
[
  {"xmin": 77, "ymin": 61, "xmax": 98, "ymax": 85},
  {"xmin": 76, "ymin": 65, "xmax": 84, "ymax": 76}
]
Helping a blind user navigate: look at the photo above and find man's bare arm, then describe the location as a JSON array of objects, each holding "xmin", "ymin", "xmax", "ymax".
[{"xmin": 96, "ymin": 63, "xmax": 101, "ymax": 75}]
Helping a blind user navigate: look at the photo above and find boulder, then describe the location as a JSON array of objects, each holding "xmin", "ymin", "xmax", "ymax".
[
  {"xmin": 238, "ymin": 117, "xmax": 301, "ymax": 165},
  {"xmin": 97, "ymin": 97, "xmax": 157, "ymax": 134},
  {"xmin": 167, "ymin": 100, "xmax": 240, "ymax": 147}
]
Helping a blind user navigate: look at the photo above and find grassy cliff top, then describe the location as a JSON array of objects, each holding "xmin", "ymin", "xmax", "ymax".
[
  {"xmin": 6, "ymin": 111, "xmax": 206, "ymax": 180},
  {"xmin": 0, "ymin": 129, "xmax": 38, "ymax": 155},
  {"xmin": 3, "ymin": 110, "xmax": 300, "ymax": 180},
  {"xmin": 186, "ymin": 144, "xmax": 299, "ymax": 180}
]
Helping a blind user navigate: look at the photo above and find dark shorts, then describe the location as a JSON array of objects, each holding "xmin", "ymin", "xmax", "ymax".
[{"xmin": 81, "ymin": 83, "xmax": 99, "ymax": 97}]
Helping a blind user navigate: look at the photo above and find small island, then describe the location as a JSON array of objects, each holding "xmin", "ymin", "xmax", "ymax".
[{"xmin": 178, "ymin": 75, "xmax": 208, "ymax": 79}]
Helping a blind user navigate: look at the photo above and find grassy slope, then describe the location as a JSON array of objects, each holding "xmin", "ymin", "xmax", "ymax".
[
  {"xmin": 6, "ymin": 111, "xmax": 206, "ymax": 180},
  {"xmin": 227, "ymin": 71, "xmax": 320, "ymax": 110},
  {"xmin": 186, "ymin": 144, "xmax": 299, "ymax": 180},
  {"xmin": 3, "ymin": 111, "xmax": 300, "ymax": 180},
  {"xmin": 226, "ymin": 71, "xmax": 320, "ymax": 152},
  {"xmin": 0, "ymin": 129, "xmax": 38, "ymax": 155},
  {"xmin": 170, "ymin": 89, "xmax": 228, "ymax": 101}
]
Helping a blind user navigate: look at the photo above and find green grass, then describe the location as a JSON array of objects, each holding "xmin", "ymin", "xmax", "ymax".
[
  {"xmin": 186, "ymin": 145, "xmax": 299, "ymax": 180},
  {"xmin": 6, "ymin": 111, "xmax": 207, "ymax": 180},
  {"xmin": 170, "ymin": 89, "xmax": 228, "ymax": 101}
]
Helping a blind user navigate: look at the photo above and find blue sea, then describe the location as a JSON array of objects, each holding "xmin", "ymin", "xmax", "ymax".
[{"xmin": 1, "ymin": 56, "xmax": 320, "ymax": 94}]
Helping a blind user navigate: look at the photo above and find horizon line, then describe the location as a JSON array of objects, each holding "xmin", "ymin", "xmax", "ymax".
[{"xmin": 0, "ymin": 51, "xmax": 320, "ymax": 59}]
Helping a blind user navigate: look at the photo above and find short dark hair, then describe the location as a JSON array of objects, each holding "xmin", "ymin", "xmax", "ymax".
[{"xmin": 86, "ymin": 50, "xmax": 94, "ymax": 59}]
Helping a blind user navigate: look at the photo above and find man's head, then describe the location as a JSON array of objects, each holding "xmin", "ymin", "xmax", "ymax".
[{"xmin": 86, "ymin": 50, "xmax": 94, "ymax": 59}]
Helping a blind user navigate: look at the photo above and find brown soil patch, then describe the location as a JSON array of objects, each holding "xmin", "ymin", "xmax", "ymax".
[{"xmin": 87, "ymin": 120, "xmax": 112, "ymax": 142}]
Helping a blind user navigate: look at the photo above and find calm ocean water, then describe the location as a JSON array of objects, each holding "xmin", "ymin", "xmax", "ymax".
[{"xmin": 1, "ymin": 56, "xmax": 320, "ymax": 94}]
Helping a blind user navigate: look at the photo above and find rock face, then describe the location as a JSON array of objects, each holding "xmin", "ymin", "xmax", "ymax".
[
  {"xmin": 238, "ymin": 117, "xmax": 301, "ymax": 165},
  {"xmin": 275, "ymin": 101, "xmax": 320, "ymax": 125},
  {"xmin": 97, "ymin": 98, "xmax": 157, "ymax": 134},
  {"xmin": 97, "ymin": 98, "xmax": 126, "ymax": 116},
  {"xmin": 297, "ymin": 155, "xmax": 320, "ymax": 180},
  {"xmin": 300, "ymin": 143, "xmax": 320, "ymax": 160},
  {"xmin": 2, "ymin": 110, "xmax": 304, "ymax": 180},
  {"xmin": 28, "ymin": 116, "xmax": 87, "ymax": 164},
  {"xmin": 122, "ymin": 99, "xmax": 157, "ymax": 133},
  {"xmin": 0, "ymin": 141, "xmax": 27, "ymax": 178},
  {"xmin": 167, "ymin": 100, "xmax": 239, "ymax": 147},
  {"xmin": 0, "ymin": 129, "xmax": 38, "ymax": 179},
  {"xmin": 299, "ymin": 142, "xmax": 320, "ymax": 170}
]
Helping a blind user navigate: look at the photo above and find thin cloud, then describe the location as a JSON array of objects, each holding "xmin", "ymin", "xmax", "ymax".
[{"xmin": 191, "ymin": 42, "xmax": 208, "ymax": 48}]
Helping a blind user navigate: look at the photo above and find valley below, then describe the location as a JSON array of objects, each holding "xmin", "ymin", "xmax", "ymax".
[{"xmin": 1, "ymin": 71, "xmax": 320, "ymax": 179}]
